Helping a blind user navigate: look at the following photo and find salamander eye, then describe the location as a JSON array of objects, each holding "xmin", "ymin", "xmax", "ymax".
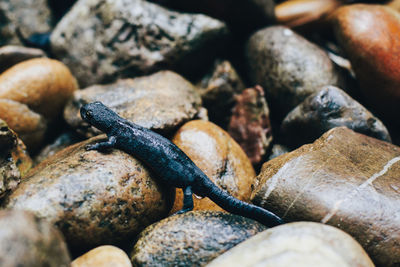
[{"xmin": 85, "ymin": 110, "xmax": 93, "ymax": 119}]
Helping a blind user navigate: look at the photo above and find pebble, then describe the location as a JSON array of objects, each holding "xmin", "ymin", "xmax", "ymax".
[
  {"xmin": 171, "ymin": 120, "xmax": 256, "ymax": 213},
  {"xmin": 0, "ymin": 45, "xmax": 46, "ymax": 73},
  {"xmin": 252, "ymin": 127, "xmax": 400, "ymax": 266},
  {"xmin": 72, "ymin": 245, "xmax": 132, "ymax": 267}
]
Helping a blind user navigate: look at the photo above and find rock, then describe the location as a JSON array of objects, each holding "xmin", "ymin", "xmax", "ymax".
[
  {"xmin": 268, "ymin": 144, "xmax": 290, "ymax": 161},
  {"xmin": 388, "ymin": 0, "xmax": 400, "ymax": 12},
  {"xmin": 228, "ymin": 85, "xmax": 273, "ymax": 165},
  {"xmin": 4, "ymin": 135, "xmax": 173, "ymax": 252},
  {"xmin": 198, "ymin": 60, "xmax": 246, "ymax": 129},
  {"xmin": 170, "ymin": 120, "xmax": 256, "ymax": 213},
  {"xmin": 131, "ymin": 211, "xmax": 267, "ymax": 267},
  {"xmin": 332, "ymin": 4, "xmax": 400, "ymax": 122},
  {"xmin": 251, "ymin": 127, "xmax": 400, "ymax": 266},
  {"xmin": 0, "ymin": 210, "xmax": 70, "ymax": 267},
  {"xmin": 72, "ymin": 245, "xmax": 132, "ymax": 267},
  {"xmin": 64, "ymin": 71, "xmax": 202, "ymax": 136},
  {"xmin": 207, "ymin": 222, "xmax": 374, "ymax": 267},
  {"xmin": 51, "ymin": 0, "xmax": 228, "ymax": 87},
  {"xmin": 246, "ymin": 26, "xmax": 342, "ymax": 118},
  {"xmin": 0, "ymin": 0, "xmax": 52, "ymax": 46},
  {"xmin": 281, "ymin": 86, "xmax": 391, "ymax": 148},
  {"xmin": 0, "ymin": 45, "xmax": 46, "ymax": 73}
]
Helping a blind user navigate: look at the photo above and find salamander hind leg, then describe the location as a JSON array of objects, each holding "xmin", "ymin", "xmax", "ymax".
[
  {"xmin": 85, "ymin": 136, "xmax": 117, "ymax": 152},
  {"xmin": 175, "ymin": 186, "xmax": 194, "ymax": 214}
]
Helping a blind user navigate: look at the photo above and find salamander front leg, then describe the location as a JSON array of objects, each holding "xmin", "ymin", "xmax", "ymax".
[
  {"xmin": 86, "ymin": 136, "xmax": 117, "ymax": 152},
  {"xmin": 175, "ymin": 186, "xmax": 194, "ymax": 214}
]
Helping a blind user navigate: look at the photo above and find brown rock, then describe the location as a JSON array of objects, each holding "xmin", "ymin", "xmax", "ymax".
[
  {"xmin": 64, "ymin": 71, "xmax": 201, "ymax": 136},
  {"xmin": 170, "ymin": 120, "xmax": 256, "ymax": 213},
  {"xmin": 72, "ymin": 245, "xmax": 132, "ymax": 267},
  {"xmin": 281, "ymin": 86, "xmax": 391, "ymax": 148},
  {"xmin": 228, "ymin": 85, "xmax": 273, "ymax": 165},
  {"xmin": 131, "ymin": 211, "xmax": 267, "ymax": 267},
  {"xmin": 207, "ymin": 222, "xmax": 374, "ymax": 267},
  {"xmin": 0, "ymin": 210, "xmax": 70, "ymax": 267},
  {"xmin": 4, "ymin": 135, "xmax": 173, "ymax": 252},
  {"xmin": 251, "ymin": 127, "xmax": 400, "ymax": 266},
  {"xmin": 51, "ymin": 0, "xmax": 228, "ymax": 87},
  {"xmin": 246, "ymin": 25, "xmax": 342, "ymax": 117},
  {"xmin": 0, "ymin": 45, "xmax": 46, "ymax": 73},
  {"xmin": 332, "ymin": 4, "xmax": 400, "ymax": 122}
]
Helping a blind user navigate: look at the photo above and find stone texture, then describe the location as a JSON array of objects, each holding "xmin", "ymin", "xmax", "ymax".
[
  {"xmin": 268, "ymin": 144, "xmax": 290, "ymax": 161},
  {"xmin": 72, "ymin": 245, "xmax": 132, "ymax": 267},
  {"xmin": 198, "ymin": 60, "xmax": 246, "ymax": 129},
  {"xmin": 4, "ymin": 135, "xmax": 173, "ymax": 252},
  {"xmin": 251, "ymin": 127, "xmax": 400, "ymax": 266},
  {"xmin": 246, "ymin": 26, "xmax": 342, "ymax": 118},
  {"xmin": 0, "ymin": 210, "xmax": 70, "ymax": 267},
  {"xmin": 281, "ymin": 86, "xmax": 391, "ymax": 148},
  {"xmin": 64, "ymin": 71, "xmax": 202, "ymax": 137},
  {"xmin": 207, "ymin": 222, "xmax": 374, "ymax": 267},
  {"xmin": 0, "ymin": 45, "xmax": 46, "ymax": 73},
  {"xmin": 51, "ymin": 0, "xmax": 228, "ymax": 87},
  {"xmin": 131, "ymin": 211, "xmax": 267, "ymax": 267},
  {"xmin": 0, "ymin": 0, "xmax": 52, "ymax": 46},
  {"xmin": 332, "ymin": 4, "xmax": 400, "ymax": 122},
  {"xmin": 170, "ymin": 120, "xmax": 256, "ymax": 213},
  {"xmin": 228, "ymin": 85, "xmax": 273, "ymax": 165}
]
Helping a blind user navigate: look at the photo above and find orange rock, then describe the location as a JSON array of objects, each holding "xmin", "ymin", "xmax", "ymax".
[
  {"xmin": 332, "ymin": 4, "xmax": 400, "ymax": 121},
  {"xmin": 170, "ymin": 120, "xmax": 256, "ymax": 213}
]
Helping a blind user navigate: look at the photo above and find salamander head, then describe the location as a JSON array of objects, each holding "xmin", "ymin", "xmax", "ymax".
[{"xmin": 80, "ymin": 101, "xmax": 119, "ymax": 133}]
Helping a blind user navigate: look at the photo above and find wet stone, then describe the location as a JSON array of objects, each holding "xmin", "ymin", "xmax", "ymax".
[
  {"xmin": 251, "ymin": 127, "xmax": 400, "ymax": 266},
  {"xmin": 64, "ymin": 71, "xmax": 202, "ymax": 137},
  {"xmin": 0, "ymin": 210, "xmax": 71, "ymax": 267},
  {"xmin": 51, "ymin": 0, "xmax": 228, "ymax": 87},
  {"xmin": 246, "ymin": 26, "xmax": 342, "ymax": 118},
  {"xmin": 0, "ymin": 45, "xmax": 46, "ymax": 73},
  {"xmin": 4, "ymin": 135, "xmax": 174, "ymax": 252},
  {"xmin": 130, "ymin": 211, "xmax": 267, "ymax": 267},
  {"xmin": 72, "ymin": 245, "xmax": 132, "ymax": 267},
  {"xmin": 281, "ymin": 86, "xmax": 391, "ymax": 148},
  {"xmin": 171, "ymin": 120, "xmax": 256, "ymax": 213},
  {"xmin": 207, "ymin": 222, "xmax": 374, "ymax": 267}
]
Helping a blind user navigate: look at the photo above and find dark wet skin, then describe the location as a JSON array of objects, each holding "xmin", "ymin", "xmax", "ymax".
[{"xmin": 80, "ymin": 101, "xmax": 284, "ymax": 227}]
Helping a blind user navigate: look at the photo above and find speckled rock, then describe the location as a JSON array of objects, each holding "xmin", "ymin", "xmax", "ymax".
[
  {"xmin": 246, "ymin": 26, "xmax": 342, "ymax": 118},
  {"xmin": 0, "ymin": 45, "xmax": 45, "ymax": 73},
  {"xmin": 4, "ymin": 135, "xmax": 173, "ymax": 251},
  {"xmin": 207, "ymin": 222, "xmax": 374, "ymax": 267},
  {"xmin": 51, "ymin": 0, "xmax": 228, "ymax": 87},
  {"xmin": 131, "ymin": 211, "xmax": 267, "ymax": 267},
  {"xmin": 65, "ymin": 71, "xmax": 202, "ymax": 137},
  {"xmin": 0, "ymin": 210, "xmax": 70, "ymax": 267},
  {"xmin": 228, "ymin": 85, "xmax": 273, "ymax": 165},
  {"xmin": 332, "ymin": 4, "xmax": 400, "ymax": 122},
  {"xmin": 72, "ymin": 245, "xmax": 132, "ymax": 267},
  {"xmin": 0, "ymin": 0, "xmax": 52, "ymax": 46},
  {"xmin": 170, "ymin": 120, "xmax": 256, "ymax": 213},
  {"xmin": 281, "ymin": 86, "xmax": 391, "ymax": 148},
  {"xmin": 251, "ymin": 127, "xmax": 400, "ymax": 266}
]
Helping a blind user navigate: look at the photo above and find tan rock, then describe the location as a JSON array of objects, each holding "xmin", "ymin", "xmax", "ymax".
[
  {"xmin": 0, "ymin": 45, "xmax": 46, "ymax": 73},
  {"xmin": 170, "ymin": 120, "xmax": 256, "ymax": 213},
  {"xmin": 72, "ymin": 245, "xmax": 132, "ymax": 267}
]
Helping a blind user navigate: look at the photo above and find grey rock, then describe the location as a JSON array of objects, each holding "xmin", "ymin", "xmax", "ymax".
[
  {"xmin": 51, "ymin": 0, "xmax": 228, "ymax": 87},
  {"xmin": 0, "ymin": 45, "xmax": 46, "ymax": 73},
  {"xmin": 268, "ymin": 144, "xmax": 290, "ymax": 161}
]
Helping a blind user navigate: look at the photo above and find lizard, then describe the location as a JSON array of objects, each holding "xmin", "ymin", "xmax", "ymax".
[{"xmin": 80, "ymin": 101, "xmax": 284, "ymax": 227}]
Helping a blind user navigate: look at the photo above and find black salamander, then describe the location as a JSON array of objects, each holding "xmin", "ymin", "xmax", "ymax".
[{"xmin": 80, "ymin": 101, "xmax": 284, "ymax": 227}]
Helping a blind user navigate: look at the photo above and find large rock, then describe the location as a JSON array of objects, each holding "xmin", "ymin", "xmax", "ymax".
[
  {"xmin": 246, "ymin": 26, "xmax": 342, "ymax": 118},
  {"xmin": 131, "ymin": 211, "xmax": 267, "ymax": 267},
  {"xmin": 51, "ymin": 0, "xmax": 228, "ymax": 87},
  {"xmin": 4, "ymin": 135, "xmax": 173, "ymax": 252},
  {"xmin": 207, "ymin": 222, "xmax": 374, "ymax": 267},
  {"xmin": 0, "ymin": 45, "xmax": 45, "ymax": 73},
  {"xmin": 251, "ymin": 127, "xmax": 400, "ymax": 266},
  {"xmin": 281, "ymin": 86, "xmax": 391, "ymax": 148},
  {"xmin": 64, "ymin": 71, "xmax": 202, "ymax": 136}
]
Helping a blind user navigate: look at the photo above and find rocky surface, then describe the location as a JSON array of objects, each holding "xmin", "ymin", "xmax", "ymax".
[
  {"xmin": 246, "ymin": 26, "xmax": 342, "ymax": 118},
  {"xmin": 4, "ymin": 135, "xmax": 173, "ymax": 252},
  {"xmin": 170, "ymin": 120, "xmax": 256, "ymax": 213},
  {"xmin": 51, "ymin": 0, "xmax": 228, "ymax": 87},
  {"xmin": 0, "ymin": 210, "xmax": 70, "ymax": 267},
  {"xmin": 64, "ymin": 71, "xmax": 201, "ymax": 137},
  {"xmin": 207, "ymin": 222, "xmax": 374, "ymax": 267},
  {"xmin": 72, "ymin": 245, "xmax": 132, "ymax": 267},
  {"xmin": 0, "ymin": 45, "xmax": 46, "ymax": 73},
  {"xmin": 268, "ymin": 144, "xmax": 290, "ymax": 161},
  {"xmin": 281, "ymin": 86, "xmax": 391, "ymax": 148},
  {"xmin": 131, "ymin": 211, "xmax": 267, "ymax": 267},
  {"xmin": 252, "ymin": 127, "xmax": 400, "ymax": 266}
]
